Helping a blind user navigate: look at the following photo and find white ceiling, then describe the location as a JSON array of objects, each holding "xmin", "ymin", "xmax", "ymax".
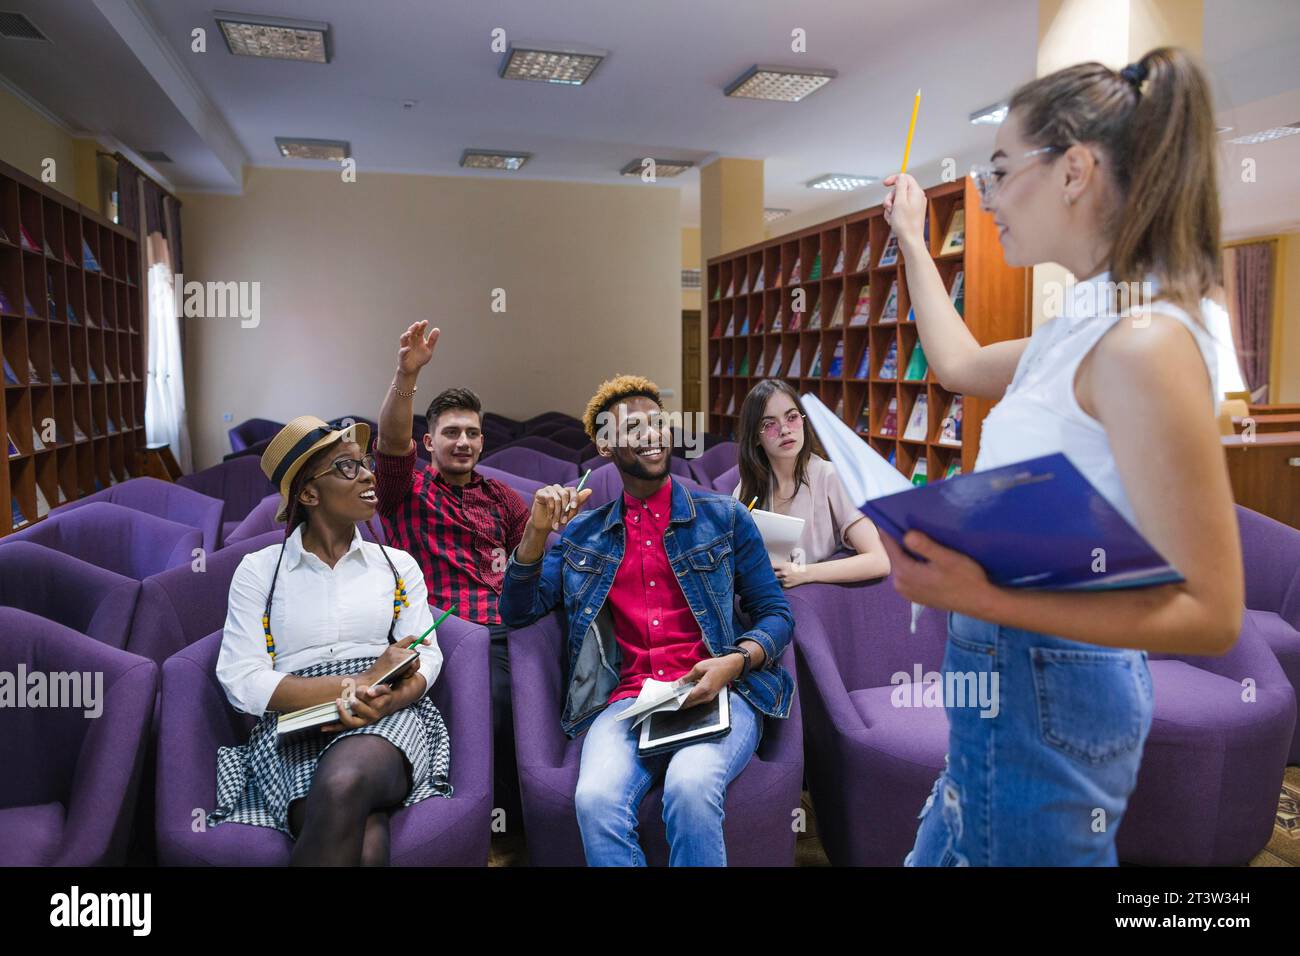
[{"xmin": 0, "ymin": 0, "xmax": 1297, "ymax": 236}]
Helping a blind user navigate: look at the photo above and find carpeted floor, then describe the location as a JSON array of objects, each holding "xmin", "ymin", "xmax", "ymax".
[{"xmin": 489, "ymin": 768, "xmax": 1300, "ymax": 867}]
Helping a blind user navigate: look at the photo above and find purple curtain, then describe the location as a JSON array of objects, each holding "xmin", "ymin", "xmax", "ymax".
[{"xmin": 1231, "ymin": 241, "xmax": 1274, "ymax": 401}]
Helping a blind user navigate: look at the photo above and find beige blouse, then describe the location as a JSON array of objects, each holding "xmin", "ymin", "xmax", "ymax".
[{"xmin": 732, "ymin": 453, "xmax": 866, "ymax": 565}]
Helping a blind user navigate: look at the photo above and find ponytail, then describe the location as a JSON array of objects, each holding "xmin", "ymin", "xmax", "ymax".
[{"xmin": 1008, "ymin": 46, "xmax": 1222, "ymax": 315}]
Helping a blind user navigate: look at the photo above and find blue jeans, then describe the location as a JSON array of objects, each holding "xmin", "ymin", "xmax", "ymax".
[
  {"xmin": 905, "ymin": 611, "xmax": 1154, "ymax": 866},
  {"xmin": 574, "ymin": 692, "xmax": 762, "ymax": 866}
]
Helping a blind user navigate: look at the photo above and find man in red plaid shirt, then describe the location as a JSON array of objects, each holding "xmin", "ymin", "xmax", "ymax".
[{"xmin": 373, "ymin": 321, "xmax": 529, "ymax": 829}]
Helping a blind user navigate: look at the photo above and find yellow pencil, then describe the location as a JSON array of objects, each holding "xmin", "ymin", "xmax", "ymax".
[
  {"xmin": 900, "ymin": 88, "xmax": 921, "ymax": 174},
  {"xmin": 747, "ymin": 496, "xmax": 758, "ymax": 512}
]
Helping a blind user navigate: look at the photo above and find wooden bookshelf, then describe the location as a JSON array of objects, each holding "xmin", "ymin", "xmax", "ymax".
[
  {"xmin": 0, "ymin": 157, "xmax": 146, "ymax": 537},
  {"xmin": 706, "ymin": 176, "xmax": 1029, "ymax": 484}
]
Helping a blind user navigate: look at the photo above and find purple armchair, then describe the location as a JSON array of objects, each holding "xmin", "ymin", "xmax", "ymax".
[
  {"xmin": 156, "ymin": 618, "xmax": 494, "ymax": 865},
  {"xmin": 564, "ymin": 463, "xmax": 710, "ymax": 510},
  {"xmin": 541, "ymin": 427, "xmax": 591, "ymax": 451},
  {"xmin": 484, "ymin": 412, "xmax": 523, "ymax": 440},
  {"xmin": 788, "ymin": 579, "xmax": 950, "ymax": 866},
  {"xmin": 689, "ymin": 441, "xmax": 739, "ymax": 488},
  {"xmin": 4, "ymin": 502, "xmax": 203, "ymax": 581},
  {"xmin": 479, "ymin": 446, "xmax": 579, "ymax": 486},
  {"xmin": 506, "ymin": 610, "xmax": 804, "ymax": 865},
  {"xmin": 0, "ymin": 542, "xmax": 140, "ymax": 650},
  {"xmin": 476, "ymin": 464, "xmax": 545, "ymax": 505},
  {"xmin": 522, "ymin": 412, "xmax": 580, "ymax": 434},
  {"xmin": 712, "ymin": 464, "xmax": 740, "ymax": 494},
  {"xmin": 0, "ymin": 608, "xmax": 157, "ymax": 865},
  {"xmin": 228, "ymin": 417, "xmax": 283, "ymax": 454},
  {"xmin": 490, "ymin": 436, "xmax": 585, "ymax": 466},
  {"xmin": 223, "ymin": 494, "xmax": 385, "ymax": 547},
  {"xmin": 177, "ymin": 456, "xmax": 276, "ymax": 545},
  {"xmin": 53, "ymin": 477, "xmax": 224, "ymax": 554},
  {"xmin": 1234, "ymin": 505, "xmax": 1300, "ymax": 763}
]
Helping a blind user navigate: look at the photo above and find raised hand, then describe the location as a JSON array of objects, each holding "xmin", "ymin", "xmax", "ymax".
[
  {"xmin": 397, "ymin": 320, "xmax": 440, "ymax": 376},
  {"xmin": 882, "ymin": 172, "xmax": 928, "ymax": 247},
  {"xmin": 528, "ymin": 483, "xmax": 594, "ymax": 534}
]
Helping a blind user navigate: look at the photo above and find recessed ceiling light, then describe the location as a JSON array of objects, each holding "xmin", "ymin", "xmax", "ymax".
[
  {"xmin": 215, "ymin": 11, "xmax": 331, "ymax": 62},
  {"xmin": 460, "ymin": 149, "xmax": 531, "ymax": 171},
  {"xmin": 725, "ymin": 65, "xmax": 836, "ymax": 102},
  {"xmin": 276, "ymin": 138, "xmax": 350, "ymax": 160},
  {"xmin": 1217, "ymin": 126, "xmax": 1233, "ymax": 134},
  {"xmin": 970, "ymin": 102, "xmax": 1008, "ymax": 126},
  {"xmin": 806, "ymin": 174, "xmax": 877, "ymax": 191},
  {"xmin": 1227, "ymin": 123, "xmax": 1300, "ymax": 145},
  {"xmin": 619, "ymin": 158, "xmax": 694, "ymax": 178},
  {"xmin": 500, "ymin": 43, "xmax": 607, "ymax": 85},
  {"xmin": 763, "ymin": 208, "xmax": 792, "ymax": 222}
]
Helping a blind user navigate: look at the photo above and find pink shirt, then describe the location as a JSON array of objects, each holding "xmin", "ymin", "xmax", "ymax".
[{"xmin": 607, "ymin": 477, "xmax": 710, "ymax": 703}]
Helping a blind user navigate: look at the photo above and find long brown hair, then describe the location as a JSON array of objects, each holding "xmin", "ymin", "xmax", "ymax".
[
  {"xmin": 736, "ymin": 379, "xmax": 812, "ymax": 509},
  {"xmin": 1007, "ymin": 46, "xmax": 1221, "ymax": 315}
]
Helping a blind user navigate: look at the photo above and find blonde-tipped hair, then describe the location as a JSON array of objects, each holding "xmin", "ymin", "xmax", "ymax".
[{"xmin": 582, "ymin": 374, "xmax": 662, "ymax": 444}]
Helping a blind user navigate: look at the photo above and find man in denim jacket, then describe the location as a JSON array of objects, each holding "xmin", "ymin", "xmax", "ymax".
[{"xmin": 499, "ymin": 375, "xmax": 794, "ymax": 866}]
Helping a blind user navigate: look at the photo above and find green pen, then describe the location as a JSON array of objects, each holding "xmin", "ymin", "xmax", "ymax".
[
  {"xmin": 567, "ymin": 468, "xmax": 592, "ymax": 512},
  {"xmin": 410, "ymin": 603, "xmax": 456, "ymax": 650}
]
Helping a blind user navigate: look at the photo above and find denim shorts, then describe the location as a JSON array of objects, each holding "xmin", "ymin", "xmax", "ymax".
[{"xmin": 904, "ymin": 611, "xmax": 1154, "ymax": 866}]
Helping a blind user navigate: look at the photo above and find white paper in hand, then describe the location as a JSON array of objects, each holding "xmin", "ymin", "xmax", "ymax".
[{"xmin": 616, "ymin": 678, "xmax": 696, "ymax": 728}]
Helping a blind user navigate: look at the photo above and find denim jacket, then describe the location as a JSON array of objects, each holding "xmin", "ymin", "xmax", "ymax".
[{"xmin": 498, "ymin": 477, "xmax": 795, "ymax": 737}]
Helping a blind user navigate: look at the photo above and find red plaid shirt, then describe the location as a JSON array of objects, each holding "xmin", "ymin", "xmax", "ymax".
[{"xmin": 374, "ymin": 442, "xmax": 529, "ymax": 625}]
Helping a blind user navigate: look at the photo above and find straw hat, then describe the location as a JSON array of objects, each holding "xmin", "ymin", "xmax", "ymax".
[{"xmin": 260, "ymin": 416, "xmax": 372, "ymax": 522}]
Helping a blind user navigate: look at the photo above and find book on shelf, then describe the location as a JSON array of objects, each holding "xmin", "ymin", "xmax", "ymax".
[
  {"xmin": 769, "ymin": 343, "xmax": 784, "ymax": 376},
  {"xmin": 711, "ymin": 285, "xmax": 721, "ymax": 302},
  {"xmin": 808, "ymin": 342, "xmax": 823, "ymax": 377},
  {"xmin": 119, "ymin": 415, "xmax": 128, "ymax": 431},
  {"xmin": 910, "ymin": 456, "xmax": 928, "ymax": 486},
  {"xmin": 109, "ymin": 473, "xmax": 120, "ymax": 486},
  {"xmin": 24, "ymin": 295, "xmax": 39, "ymax": 319},
  {"xmin": 809, "ymin": 251, "xmax": 823, "ymax": 282},
  {"xmin": 752, "ymin": 305, "xmax": 764, "ymax": 333},
  {"xmin": 49, "ymin": 365, "xmax": 63, "ymax": 385},
  {"xmin": 35, "ymin": 485, "xmax": 50, "ymax": 519},
  {"xmin": 82, "ymin": 238, "xmax": 101, "ymax": 272},
  {"xmin": 902, "ymin": 394, "xmax": 929, "ymax": 441},
  {"xmin": 788, "ymin": 256, "xmax": 801, "ymax": 285},
  {"xmin": 945, "ymin": 460, "xmax": 963, "ymax": 479},
  {"xmin": 878, "ymin": 232, "xmax": 900, "ymax": 267},
  {"xmin": 56, "ymin": 485, "xmax": 68, "ymax": 504},
  {"xmin": 905, "ymin": 307, "xmax": 915, "ymax": 323},
  {"xmin": 85, "ymin": 311, "xmax": 98, "ymax": 329},
  {"xmin": 827, "ymin": 339, "xmax": 844, "ymax": 378},
  {"xmin": 94, "ymin": 478, "xmax": 104, "ymax": 492},
  {"xmin": 826, "ymin": 290, "xmax": 844, "ymax": 328},
  {"xmin": 849, "ymin": 289, "xmax": 871, "ymax": 326},
  {"xmin": 31, "ymin": 426, "xmax": 46, "ymax": 452},
  {"xmin": 739, "ymin": 274, "xmax": 750, "ymax": 296},
  {"xmin": 880, "ymin": 281, "xmax": 899, "ymax": 323},
  {"xmin": 738, "ymin": 354, "xmax": 750, "ymax": 376},
  {"xmin": 712, "ymin": 393, "xmax": 723, "ymax": 414},
  {"xmin": 724, "ymin": 315, "xmax": 736, "ymax": 336},
  {"xmin": 711, "ymin": 315, "xmax": 722, "ymax": 337},
  {"xmin": 938, "ymin": 396, "xmax": 964, "ymax": 446},
  {"xmin": 832, "ymin": 248, "xmax": 845, "ymax": 274},
  {"xmin": 107, "ymin": 418, "xmax": 118, "ymax": 434},
  {"xmin": 67, "ymin": 304, "xmax": 80, "ymax": 325},
  {"xmin": 888, "ymin": 448, "xmax": 897, "ymax": 466},
  {"xmin": 71, "ymin": 367, "xmax": 83, "ymax": 384},
  {"xmin": 64, "ymin": 245, "xmax": 77, "ymax": 267},
  {"xmin": 74, "ymin": 422, "xmax": 88, "ymax": 442},
  {"xmin": 754, "ymin": 350, "xmax": 767, "ymax": 376},
  {"xmin": 88, "ymin": 366, "xmax": 100, "ymax": 384},
  {"xmin": 19, "ymin": 224, "xmax": 39, "ymax": 253},
  {"xmin": 834, "ymin": 394, "xmax": 845, "ymax": 417},
  {"xmin": 27, "ymin": 359, "xmax": 41, "ymax": 384},
  {"xmin": 855, "ymin": 241, "xmax": 872, "ymax": 273},
  {"xmin": 726, "ymin": 395, "xmax": 736, "ymax": 415},
  {"xmin": 6, "ymin": 433, "xmax": 18, "ymax": 458},
  {"xmin": 854, "ymin": 345, "xmax": 871, "ymax": 379},
  {"xmin": 0, "ymin": 287, "xmax": 13, "ymax": 314},
  {"xmin": 941, "ymin": 208, "xmax": 966, "ymax": 255},
  {"xmin": 753, "ymin": 265, "xmax": 765, "ymax": 292},
  {"xmin": 879, "ymin": 340, "xmax": 898, "ymax": 380},
  {"xmin": 787, "ymin": 345, "xmax": 803, "ymax": 377},
  {"xmin": 903, "ymin": 341, "xmax": 929, "ymax": 381},
  {"xmin": 108, "ymin": 369, "xmax": 117, "ymax": 383},
  {"xmin": 807, "ymin": 298, "xmax": 822, "ymax": 330},
  {"xmin": 738, "ymin": 315, "xmax": 750, "ymax": 335},
  {"xmin": 787, "ymin": 304, "xmax": 802, "ymax": 333},
  {"xmin": 44, "ymin": 237, "xmax": 57, "ymax": 258},
  {"xmin": 879, "ymin": 397, "xmax": 899, "ymax": 437},
  {"xmin": 725, "ymin": 278, "xmax": 735, "ymax": 297},
  {"xmin": 855, "ymin": 402, "xmax": 870, "ymax": 433},
  {"xmin": 771, "ymin": 303, "xmax": 784, "ymax": 332},
  {"xmin": 725, "ymin": 356, "xmax": 734, "ymax": 375},
  {"xmin": 3, "ymin": 357, "xmax": 19, "ymax": 385},
  {"xmin": 712, "ymin": 355, "xmax": 722, "ymax": 376},
  {"xmin": 949, "ymin": 269, "xmax": 965, "ymax": 317},
  {"xmin": 11, "ymin": 497, "xmax": 27, "ymax": 530}
]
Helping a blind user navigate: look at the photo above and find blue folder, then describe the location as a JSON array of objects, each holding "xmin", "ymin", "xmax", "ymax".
[{"xmin": 861, "ymin": 452, "xmax": 1184, "ymax": 590}]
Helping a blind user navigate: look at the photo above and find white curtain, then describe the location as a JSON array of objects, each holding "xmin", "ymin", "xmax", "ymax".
[{"xmin": 145, "ymin": 235, "xmax": 192, "ymax": 471}]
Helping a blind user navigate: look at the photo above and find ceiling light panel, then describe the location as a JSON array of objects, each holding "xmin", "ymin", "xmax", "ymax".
[
  {"xmin": 460, "ymin": 150, "xmax": 532, "ymax": 171},
  {"xmin": 500, "ymin": 44, "xmax": 607, "ymax": 85},
  {"xmin": 806, "ymin": 174, "xmax": 876, "ymax": 191},
  {"xmin": 1227, "ymin": 124, "xmax": 1300, "ymax": 145},
  {"xmin": 620, "ymin": 159, "xmax": 694, "ymax": 178},
  {"xmin": 276, "ymin": 138, "xmax": 350, "ymax": 160},
  {"xmin": 216, "ymin": 12, "xmax": 331, "ymax": 62},
  {"xmin": 725, "ymin": 65, "xmax": 836, "ymax": 102}
]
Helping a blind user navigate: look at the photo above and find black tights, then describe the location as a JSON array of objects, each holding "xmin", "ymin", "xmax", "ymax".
[{"xmin": 288, "ymin": 735, "xmax": 410, "ymax": 866}]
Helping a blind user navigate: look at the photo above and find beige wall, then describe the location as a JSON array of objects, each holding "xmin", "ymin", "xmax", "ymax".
[
  {"xmin": 1276, "ymin": 233, "xmax": 1299, "ymax": 402},
  {"xmin": 180, "ymin": 167, "xmax": 680, "ymax": 468},
  {"xmin": 0, "ymin": 88, "xmax": 80, "ymax": 202},
  {"xmin": 681, "ymin": 226, "xmax": 700, "ymax": 311}
]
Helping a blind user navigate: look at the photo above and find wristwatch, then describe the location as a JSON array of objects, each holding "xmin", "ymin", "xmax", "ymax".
[{"xmin": 723, "ymin": 643, "xmax": 752, "ymax": 678}]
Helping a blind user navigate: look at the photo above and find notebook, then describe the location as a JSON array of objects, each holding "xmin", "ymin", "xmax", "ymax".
[
  {"xmin": 748, "ymin": 507, "xmax": 806, "ymax": 564},
  {"xmin": 632, "ymin": 682, "xmax": 731, "ymax": 756},
  {"xmin": 275, "ymin": 649, "xmax": 425, "ymax": 736}
]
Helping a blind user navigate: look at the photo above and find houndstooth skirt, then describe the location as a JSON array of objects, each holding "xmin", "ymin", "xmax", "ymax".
[{"xmin": 207, "ymin": 656, "xmax": 453, "ymax": 836}]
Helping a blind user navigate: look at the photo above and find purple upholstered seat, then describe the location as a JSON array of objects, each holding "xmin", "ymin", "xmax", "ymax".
[
  {"xmin": 53, "ymin": 477, "xmax": 224, "ymax": 554},
  {"xmin": 177, "ymin": 456, "xmax": 276, "ymax": 545},
  {"xmin": 478, "ymin": 446, "xmax": 579, "ymax": 486},
  {"xmin": 788, "ymin": 579, "xmax": 949, "ymax": 866},
  {"xmin": 488, "ymin": 435, "xmax": 585, "ymax": 467},
  {"xmin": 228, "ymin": 417, "xmax": 283, "ymax": 453},
  {"xmin": 562, "ymin": 463, "xmax": 710, "ymax": 510},
  {"xmin": 156, "ymin": 620, "xmax": 493, "ymax": 865},
  {"xmin": 521, "ymin": 411, "xmax": 580, "ymax": 434},
  {"xmin": 688, "ymin": 441, "xmax": 739, "ymax": 488},
  {"xmin": 540, "ymin": 426, "xmax": 591, "ymax": 451},
  {"xmin": 0, "ymin": 608, "xmax": 157, "ymax": 865},
  {"xmin": 1234, "ymin": 505, "xmax": 1300, "ymax": 763},
  {"xmin": 506, "ymin": 609, "xmax": 803, "ymax": 865},
  {"xmin": 0, "ymin": 542, "xmax": 140, "ymax": 649},
  {"xmin": 4, "ymin": 502, "xmax": 203, "ymax": 581},
  {"xmin": 712, "ymin": 464, "xmax": 740, "ymax": 494},
  {"xmin": 475, "ymin": 463, "xmax": 545, "ymax": 506},
  {"xmin": 223, "ymin": 494, "xmax": 385, "ymax": 547}
]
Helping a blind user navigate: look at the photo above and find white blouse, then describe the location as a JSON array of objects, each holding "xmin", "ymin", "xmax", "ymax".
[{"xmin": 217, "ymin": 525, "xmax": 441, "ymax": 717}]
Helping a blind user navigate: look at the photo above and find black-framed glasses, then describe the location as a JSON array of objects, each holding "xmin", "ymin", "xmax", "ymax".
[
  {"xmin": 309, "ymin": 454, "xmax": 376, "ymax": 482},
  {"xmin": 758, "ymin": 410, "xmax": 805, "ymax": 439}
]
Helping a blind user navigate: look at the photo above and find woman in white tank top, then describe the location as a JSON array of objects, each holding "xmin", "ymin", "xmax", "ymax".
[{"xmin": 879, "ymin": 48, "xmax": 1244, "ymax": 866}]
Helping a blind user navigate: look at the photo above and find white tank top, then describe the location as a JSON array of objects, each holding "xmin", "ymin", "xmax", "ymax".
[{"xmin": 974, "ymin": 271, "xmax": 1225, "ymax": 528}]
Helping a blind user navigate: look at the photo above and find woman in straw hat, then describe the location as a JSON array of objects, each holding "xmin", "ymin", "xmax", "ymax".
[{"xmin": 210, "ymin": 416, "xmax": 452, "ymax": 865}]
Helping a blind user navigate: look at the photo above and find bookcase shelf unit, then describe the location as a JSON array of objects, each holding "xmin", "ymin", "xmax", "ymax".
[
  {"xmin": 0, "ymin": 157, "xmax": 146, "ymax": 537},
  {"xmin": 705, "ymin": 176, "xmax": 1029, "ymax": 484}
]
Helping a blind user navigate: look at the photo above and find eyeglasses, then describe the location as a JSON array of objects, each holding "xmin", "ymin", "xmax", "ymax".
[
  {"xmin": 969, "ymin": 146, "xmax": 1064, "ymax": 203},
  {"xmin": 309, "ymin": 454, "xmax": 376, "ymax": 482},
  {"xmin": 758, "ymin": 410, "xmax": 805, "ymax": 439}
]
